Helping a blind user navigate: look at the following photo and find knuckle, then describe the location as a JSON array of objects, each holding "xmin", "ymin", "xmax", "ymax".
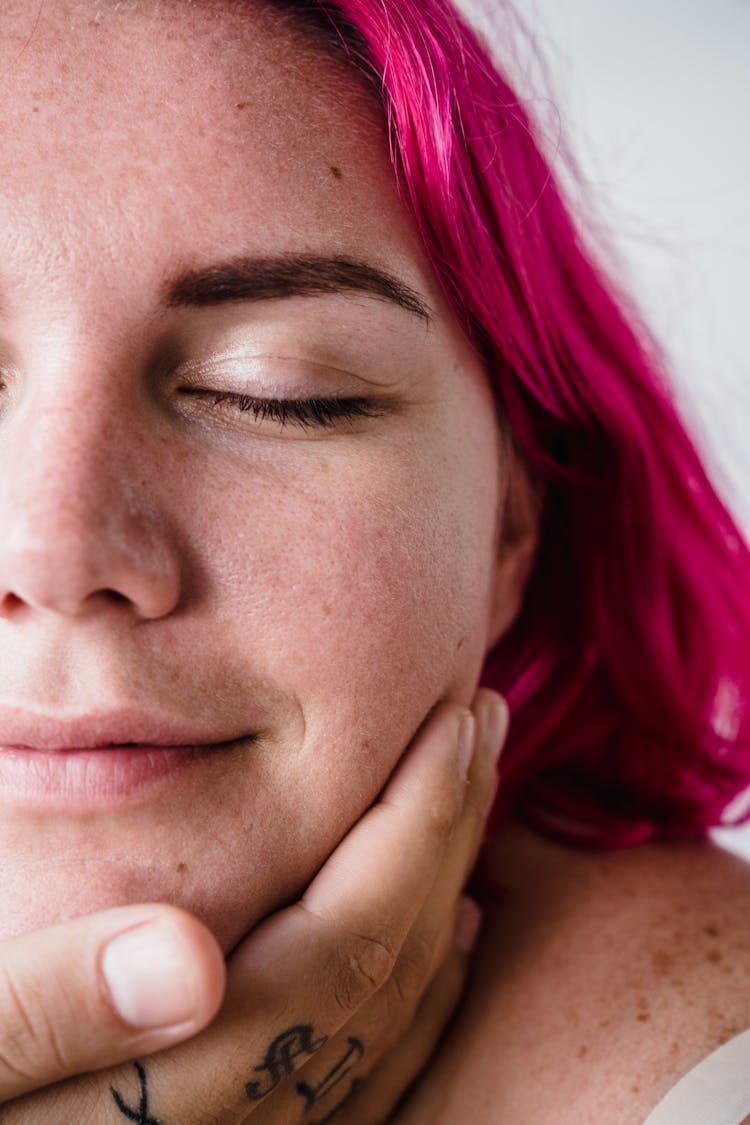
[
  {"xmin": 389, "ymin": 932, "xmax": 434, "ymax": 1008},
  {"xmin": 0, "ymin": 963, "xmax": 65, "ymax": 1083},
  {"xmin": 426, "ymin": 787, "xmax": 463, "ymax": 840},
  {"xmin": 331, "ymin": 931, "xmax": 396, "ymax": 1015}
]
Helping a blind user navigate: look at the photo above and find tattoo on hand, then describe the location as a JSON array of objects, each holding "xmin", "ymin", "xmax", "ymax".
[
  {"xmin": 107, "ymin": 1026, "xmax": 364, "ymax": 1125},
  {"xmin": 245, "ymin": 1025, "xmax": 365, "ymax": 1123},
  {"xmin": 111, "ymin": 1060, "xmax": 161, "ymax": 1125},
  {"xmin": 298, "ymin": 1037, "xmax": 364, "ymax": 1124},
  {"xmin": 245, "ymin": 1024, "xmax": 329, "ymax": 1100}
]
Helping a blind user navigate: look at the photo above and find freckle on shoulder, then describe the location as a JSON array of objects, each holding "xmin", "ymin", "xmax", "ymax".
[
  {"xmin": 497, "ymin": 827, "xmax": 750, "ymax": 1114},
  {"xmin": 415, "ymin": 823, "xmax": 750, "ymax": 1123}
]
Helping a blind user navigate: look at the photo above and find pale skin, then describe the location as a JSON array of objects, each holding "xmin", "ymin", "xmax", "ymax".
[
  {"xmin": 0, "ymin": 0, "xmax": 529, "ymax": 1118},
  {"xmin": 1, "ymin": 2, "xmax": 750, "ymax": 1123},
  {"xmin": 0, "ymin": 695, "xmax": 510, "ymax": 1121},
  {"xmin": 0, "ymin": 0, "xmax": 526, "ymax": 949}
]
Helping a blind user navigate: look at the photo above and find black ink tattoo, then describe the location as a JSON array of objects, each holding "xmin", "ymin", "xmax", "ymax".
[
  {"xmin": 245, "ymin": 1024, "xmax": 328, "ymax": 1101},
  {"xmin": 111, "ymin": 1060, "xmax": 161, "ymax": 1125},
  {"xmin": 307, "ymin": 1078, "xmax": 363, "ymax": 1125},
  {"xmin": 299, "ymin": 1037, "xmax": 365, "ymax": 1124},
  {"xmin": 297, "ymin": 1036, "xmax": 364, "ymax": 1112}
]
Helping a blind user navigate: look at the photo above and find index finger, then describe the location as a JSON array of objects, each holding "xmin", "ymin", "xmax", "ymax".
[{"xmin": 301, "ymin": 702, "xmax": 475, "ymax": 947}]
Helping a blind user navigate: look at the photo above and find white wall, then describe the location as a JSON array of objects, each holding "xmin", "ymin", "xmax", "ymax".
[{"xmin": 460, "ymin": 0, "xmax": 750, "ymax": 855}]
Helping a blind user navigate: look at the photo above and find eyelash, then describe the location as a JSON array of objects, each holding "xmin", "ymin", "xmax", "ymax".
[{"xmin": 195, "ymin": 390, "xmax": 383, "ymax": 430}]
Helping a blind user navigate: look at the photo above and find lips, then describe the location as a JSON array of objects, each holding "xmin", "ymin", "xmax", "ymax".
[
  {"xmin": 0, "ymin": 705, "xmax": 250, "ymax": 751},
  {"xmin": 0, "ymin": 706, "xmax": 255, "ymax": 809}
]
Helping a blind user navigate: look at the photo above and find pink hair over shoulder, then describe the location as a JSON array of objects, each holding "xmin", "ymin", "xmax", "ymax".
[{"xmin": 275, "ymin": 0, "xmax": 750, "ymax": 848}]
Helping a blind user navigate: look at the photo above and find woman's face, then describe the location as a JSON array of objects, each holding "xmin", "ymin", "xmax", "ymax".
[{"xmin": 0, "ymin": 0, "xmax": 519, "ymax": 949}]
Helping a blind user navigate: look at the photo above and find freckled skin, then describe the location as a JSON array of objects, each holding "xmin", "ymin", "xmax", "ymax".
[
  {"xmin": 0, "ymin": 1, "xmax": 525, "ymax": 950},
  {"xmin": 395, "ymin": 822, "xmax": 750, "ymax": 1122}
]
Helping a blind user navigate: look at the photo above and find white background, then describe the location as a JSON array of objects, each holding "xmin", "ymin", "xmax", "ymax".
[{"xmin": 461, "ymin": 0, "xmax": 750, "ymax": 855}]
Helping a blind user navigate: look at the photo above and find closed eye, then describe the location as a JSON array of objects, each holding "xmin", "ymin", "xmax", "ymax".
[{"xmin": 187, "ymin": 389, "xmax": 387, "ymax": 430}]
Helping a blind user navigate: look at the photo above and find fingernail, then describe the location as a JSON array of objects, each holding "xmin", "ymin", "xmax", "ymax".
[
  {"xmin": 457, "ymin": 713, "xmax": 475, "ymax": 779},
  {"xmin": 486, "ymin": 696, "xmax": 509, "ymax": 764},
  {"xmin": 454, "ymin": 897, "xmax": 483, "ymax": 954},
  {"xmin": 102, "ymin": 919, "xmax": 198, "ymax": 1030}
]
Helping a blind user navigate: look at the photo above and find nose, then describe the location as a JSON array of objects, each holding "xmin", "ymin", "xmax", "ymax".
[{"xmin": 0, "ymin": 380, "xmax": 182, "ymax": 621}]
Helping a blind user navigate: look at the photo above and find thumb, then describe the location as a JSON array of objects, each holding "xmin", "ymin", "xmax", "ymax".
[{"xmin": 0, "ymin": 904, "xmax": 225, "ymax": 1101}]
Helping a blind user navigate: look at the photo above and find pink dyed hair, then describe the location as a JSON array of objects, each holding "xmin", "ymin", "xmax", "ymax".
[{"xmin": 277, "ymin": 0, "xmax": 750, "ymax": 847}]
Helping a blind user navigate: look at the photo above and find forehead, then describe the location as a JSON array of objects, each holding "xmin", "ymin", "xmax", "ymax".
[
  {"xmin": 0, "ymin": 0, "xmax": 437, "ymax": 320},
  {"xmin": 1, "ymin": 0, "xmax": 354, "ymax": 159}
]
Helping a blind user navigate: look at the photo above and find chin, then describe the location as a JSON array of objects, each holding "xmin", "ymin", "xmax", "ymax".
[
  {"xmin": 0, "ymin": 793, "xmax": 349, "ymax": 952},
  {"xmin": 0, "ymin": 853, "xmax": 266, "ymax": 949}
]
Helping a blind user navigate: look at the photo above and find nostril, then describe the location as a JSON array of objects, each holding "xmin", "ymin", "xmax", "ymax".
[
  {"xmin": 0, "ymin": 535, "xmax": 181, "ymax": 621},
  {"xmin": 1, "ymin": 586, "xmax": 133, "ymax": 618},
  {"xmin": 102, "ymin": 589, "xmax": 130, "ymax": 606},
  {"xmin": 2, "ymin": 592, "xmax": 25, "ymax": 613}
]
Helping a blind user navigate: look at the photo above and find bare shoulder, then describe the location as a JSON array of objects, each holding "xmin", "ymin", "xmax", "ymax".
[{"xmin": 396, "ymin": 819, "xmax": 750, "ymax": 1124}]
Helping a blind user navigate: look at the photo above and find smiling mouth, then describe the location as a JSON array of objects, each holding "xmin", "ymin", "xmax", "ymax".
[
  {"xmin": 0, "ymin": 703, "xmax": 263, "ymax": 810},
  {"xmin": 0, "ymin": 740, "xmax": 246, "ymax": 811}
]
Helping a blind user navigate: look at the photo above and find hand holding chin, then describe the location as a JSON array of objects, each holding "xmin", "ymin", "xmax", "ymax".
[{"xmin": 0, "ymin": 691, "xmax": 507, "ymax": 1124}]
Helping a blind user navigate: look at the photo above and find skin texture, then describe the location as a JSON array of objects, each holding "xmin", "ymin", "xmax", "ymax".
[
  {"xmin": 393, "ymin": 820, "xmax": 750, "ymax": 1124},
  {"xmin": 0, "ymin": 1, "xmax": 533, "ymax": 950},
  {"xmin": 3, "ymin": 7, "xmax": 750, "ymax": 1124},
  {"xmin": 0, "ymin": 699, "xmax": 507, "ymax": 1122}
]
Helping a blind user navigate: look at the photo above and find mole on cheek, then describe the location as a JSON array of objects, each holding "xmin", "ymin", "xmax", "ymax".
[{"xmin": 330, "ymin": 165, "xmax": 343, "ymax": 179}]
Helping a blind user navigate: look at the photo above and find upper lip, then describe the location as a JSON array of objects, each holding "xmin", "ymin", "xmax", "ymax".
[{"xmin": 0, "ymin": 706, "xmax": 248, "ymax": 751}]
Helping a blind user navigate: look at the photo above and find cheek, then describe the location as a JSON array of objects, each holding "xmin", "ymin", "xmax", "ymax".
[
  {"xmin": 139, "ymin": 405, "xmax": 504, "ymax": 948},
  {"xmin": 204, "ymin": 422, "xmax": 501, "ymax": 777},
  {"xmin": 0, "ymin": 409, "xmax": 502, "ymax": 952}
]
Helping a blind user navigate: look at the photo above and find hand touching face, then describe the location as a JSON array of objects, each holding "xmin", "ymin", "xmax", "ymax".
[{"xmin": 0, "ymin": 0, "xmax": 520, "ymax": 949}]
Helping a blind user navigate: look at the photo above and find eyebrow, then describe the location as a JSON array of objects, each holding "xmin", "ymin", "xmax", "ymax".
[{"xmin": 165, "ymin": 254, "xmax": 433, "ymax": 324}]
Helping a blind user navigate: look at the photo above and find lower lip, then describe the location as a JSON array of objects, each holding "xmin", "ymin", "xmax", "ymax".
[{"xmin": 0, "ymin": 743, "xmax": 240, "ymax": 809}]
